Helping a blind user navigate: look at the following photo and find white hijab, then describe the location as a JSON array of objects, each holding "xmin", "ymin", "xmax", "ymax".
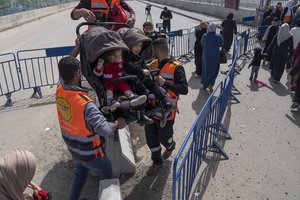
[
  {"xmin": 207, "ymin": 23, "xmax": 216, "ymax": 33},
  {"xmin": 277, "ymin": 23, "xmax": 293, "ymax": 46}
]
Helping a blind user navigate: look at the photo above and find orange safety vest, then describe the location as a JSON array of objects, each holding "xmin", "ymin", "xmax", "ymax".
[
  {"xmin": 56, "ymin": 85, "xmax": 105, "ymax": 162},
  {"xmin": 152, "ymin": 60, "xmax": 181, "ymax": 121},
  {"xmin": 91, "ymin": 0, "xmax": 121, "ymax": 22}
]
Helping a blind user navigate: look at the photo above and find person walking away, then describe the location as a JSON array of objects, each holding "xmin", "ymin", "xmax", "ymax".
[
  {"xmin": 145, "ymin": 38, "xmax": 188, "ymax": 176},
  {"xmin": 290, "ymin": 19, "xmax": 300, "ymax": 50},
  {"xmin": 70, "ymin": 0, "xmax": 136, "ymax": 29},
  {"xmin": 160, "ymin": 7, "xmax": 172, "ymax": 32},
  {"xmin": 56, "ymin": 56, "xmax": 126, "ymax": 200},
  {"xmin": 289, "ymin": 41, "xmax": 300, "ymax": 109},
  {"xmin": 290, "ymin": 7, "xmax": 300, "ymax": 28},
  {"xmin": 248, "ymin": 47, "xmax": 263, "ymax": 82},
  {"xmin": 281, "ymin": 0, "xmax": 293, "ymax": 24},
  {"xmin": 201, "ymin": 23, "xmax": 224, "ymax": 92},
  {"xmin": 268, "ymin": 23, "xmax": 294, "ymax": 83},
  {"xmin": 0, "ymin": 149, "xmax": 48, "ymax": 200},
  {"xmin": 221, "ymin": 13, "xmax": 237, "ymax": 53},
  {"xmin": 262, "ymin": 18, "xmax": 279, "ymax": 64},
  {"xmin": 194, "ymin": 21, "xmax": 208, "ymax": 78}
]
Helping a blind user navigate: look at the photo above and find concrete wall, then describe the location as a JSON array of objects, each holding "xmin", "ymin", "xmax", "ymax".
[
  {"xmin": 0, "ymin": 2, "xmax": 77, "ymax": 31},
  {"xmin": 146, "ymin": 0, "xmax": 257, "ymax": 21}
]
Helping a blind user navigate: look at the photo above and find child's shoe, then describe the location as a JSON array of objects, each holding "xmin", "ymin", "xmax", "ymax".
[
  {"xmin": 102, "ymin": 99, "xmax": 120, "ymax": 114},
  {"xmin": 129, "ymin": 95, "xmax": 147, "ymax": 107}
]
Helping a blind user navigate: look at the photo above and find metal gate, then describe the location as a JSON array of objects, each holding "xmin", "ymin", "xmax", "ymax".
[
  {"xmin": 17, "ymin": 46, "xmax": 74, "ymax": 90},
  {"xmin": 0, "ymin": 53, "xmax": 21, "ymax": 97}
]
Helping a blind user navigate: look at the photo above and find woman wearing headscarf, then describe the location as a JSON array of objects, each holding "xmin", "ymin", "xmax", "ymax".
[
  {"xmin": 201, "ymin": 23, "xmax": 224, "ymax": 92},
  {"xmin": 289, "ymin": 41, "xmax": 300, "ymax": 109},
  {"xmin": 268, "ymin": 23, "xmax": 294, "ymax": 83},
  {"xmin": 262, "ymin": 17, "xmax": 279, "ymax": 63},
  {"xmin": 0, "ymin": 149, "xmax": 48, "ymax": 200},
  {"xmin": 281, "ymin": 0, "xmax": 293, "ymax": 24},
  {"xmin": 221, "ymin": 13, "xmax": 237, "ymax": 52},
  {"xmin": 194, "ymin": 21, "xmax": 208, "ymax": 78}
]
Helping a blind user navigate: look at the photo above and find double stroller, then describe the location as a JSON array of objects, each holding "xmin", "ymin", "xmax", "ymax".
[{"xmin": 76, "ymin": 22, "xmax": 172, "ymax": 127}]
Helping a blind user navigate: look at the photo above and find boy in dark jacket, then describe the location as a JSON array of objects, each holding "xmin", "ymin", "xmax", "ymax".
[
  {"xmin": 248, "ymin": 47, "xmax": 263, "ymax": 82},
  {"xmin": 118, "ymin": 28, "xmax": 174, "ymax": 121}
]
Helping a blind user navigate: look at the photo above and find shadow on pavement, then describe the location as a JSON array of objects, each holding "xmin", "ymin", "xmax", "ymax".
[
  {"xmin": 188, "ymin": 73, "xmax": 201, "ymax": 90},
  {"xmin": 285, "ymin": 110, "xmax": 300, "ymax": 128},
  {"xmin": 192, "ymin": 90, "xmax": 214, "ymax": 115},
  {"xmin": 189, "ymin": 105, "xmax": 232, "ymax": 200},
  {"xmin": 40, "ymin": 160, "xmax": 100, "ymax": 200},
  {"xmin": 0, "ymin": 95, "xmax": 55, "ymax": 113},
  {"xmin": 123, "ymin": 161, "xmax": 172, "ymax": 200}
]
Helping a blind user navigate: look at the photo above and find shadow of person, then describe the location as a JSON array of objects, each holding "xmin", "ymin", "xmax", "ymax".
[
  {"xmin": 192, "ymin": 90, "xmax": 213, "ymax": 115},
  {"xmin": 268, "ymin": 78, "xmax": 290, "ymax": 96},
  {"xmin": 123, "ymin": 160, "xmax": 172, "ymax": 200},
  {"xmin": 246, "ymin": 81, "xmax": 259, "ymax": 92},
  {"xmin": 40, "ymin": 160, "xmax": 99, "ymax": 200},
  {"xmin": 0, "ymin": 94, "xmax": 55, "ymax": 113},
  {"xmin": 188, "ymin": 106, "xmax": 231, "ymax": 200},
  {"xmin": 188, "ymin": 73, "xmax": 202, "ymax": 89},
  {"xmin": 285, "ymin": 111, "xmax": 300, "ymax": 128}
]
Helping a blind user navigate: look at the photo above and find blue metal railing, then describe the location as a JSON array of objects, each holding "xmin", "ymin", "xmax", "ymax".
[{"xmin": 172, "ymin": 33, "xmax": 243, "ymax": 200}]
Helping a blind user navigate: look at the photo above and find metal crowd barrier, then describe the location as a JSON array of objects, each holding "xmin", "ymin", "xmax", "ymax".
[
  {"xmin": 0, "ymin": 46, "xmax": 74, "ymax": 106},
  {"xmin": 172, "ymin": 35, "xmax": 241, "ymax": 200},
  {"xmin": 167, "ymin": 29, "xmax": 190, "ymax": 60},
  {"xmin": 17, "ymin": 46, "xmax": 74, "ymax": 90}
]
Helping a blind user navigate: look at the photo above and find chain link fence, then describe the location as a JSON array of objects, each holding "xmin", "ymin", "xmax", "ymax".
[{"xmin": 0, "ymin": 0, "xmax": 77, "ymax": 16}]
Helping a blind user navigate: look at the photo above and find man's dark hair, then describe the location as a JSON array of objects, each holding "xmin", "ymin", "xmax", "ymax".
[
  {"xmin": 297, "ymin": 19, "xmax": 300, "ymax": 27},
  {"xmin": 143, "ymin": 22, "xmax": 153, "ymax": 28},
  {"xmin": 152, "ymin": 38, "xmax": 169, "ymax": 53},
  {"xmin": 58, "ymin": 56, "xmax": 80, "ymax": 84}
]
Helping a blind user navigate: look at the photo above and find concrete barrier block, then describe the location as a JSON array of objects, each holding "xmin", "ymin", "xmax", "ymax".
[
  {"xmin": 99, "ymin": 178, "xmax": 122, "ymax": 200},
  {"xmin": 105, "ymin": 125, "xmax": 136, "ymax": 177}
]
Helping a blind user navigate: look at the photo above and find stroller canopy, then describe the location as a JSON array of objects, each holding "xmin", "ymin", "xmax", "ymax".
[
  {"xmin": 82, "ymin": 26, "xmax": 129, "ymax": 63},
  {"xmin": 118, "ymin": 27, "xmax": 152, "ymax": 53}
]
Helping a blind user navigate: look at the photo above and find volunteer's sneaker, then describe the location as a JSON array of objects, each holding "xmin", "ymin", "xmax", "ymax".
[
  {"xmin": 162, "ymin": 149, "xmax": 173, "ymax": 160},
  {"xmin": 208, "ymin": 85, "xmax": 213, "ymax": 93},
  {"xmin": 129, "ymin": 95, "xmax": 147, "ymax": 107}
]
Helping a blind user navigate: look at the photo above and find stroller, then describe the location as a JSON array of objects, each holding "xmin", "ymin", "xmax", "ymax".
[{"xmin": 76, "ymin": 22, "xmax": 173, "ymax": 127}]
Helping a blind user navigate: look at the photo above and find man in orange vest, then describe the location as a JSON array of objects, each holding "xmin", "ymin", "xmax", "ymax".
[
  {"xmin": 145, "ymin": 38, "xmax": 188, "ymax": 176},
  {"xmin": 56, "ymin": 56, "xmax": 126, "ymax": 200},
  {"xmin": 71, "ymin": 0, "xmax": 135, "ymax": 28}
]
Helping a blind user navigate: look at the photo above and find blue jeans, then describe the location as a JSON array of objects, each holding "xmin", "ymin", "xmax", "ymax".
[{"xmin": 69, "ymin": 155, "xmax": 113, "ymax": 200}]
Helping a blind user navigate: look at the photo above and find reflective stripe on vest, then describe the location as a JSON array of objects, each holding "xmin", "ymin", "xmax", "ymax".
[
  {"xmin": 152, "ymin": 60, "xmax": 181, "ymax": 121},
  {"xmin": 56, "ymin": 85, "xmax": 104, "ymax": 162},
  {"xmin": 90, "ymin": 0, "xmax": 121, "ymax": 21}
]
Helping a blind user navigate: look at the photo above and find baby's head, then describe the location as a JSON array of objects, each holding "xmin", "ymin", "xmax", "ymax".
[
  {"xmin": 101, "ymin": 49, "xmax": 123, "ymax": 64},
  {"xmin": 131, "ymin": 42, "xmax": 143, "ymax": 56}
]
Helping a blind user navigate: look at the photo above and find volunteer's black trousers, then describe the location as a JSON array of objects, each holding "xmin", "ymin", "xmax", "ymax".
[{"xmin": 145, "ymin": 119, "xmax": 176, "ymax": 165}]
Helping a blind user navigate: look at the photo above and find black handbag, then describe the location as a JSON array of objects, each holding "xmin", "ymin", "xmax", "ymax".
[{"xmin": 220, "ymin": 48, "xmax": 227, "ymax": 64}]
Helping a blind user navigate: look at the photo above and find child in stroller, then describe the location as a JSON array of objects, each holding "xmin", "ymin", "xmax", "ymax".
[
  {"xmin": 79, "ymin": 25, "xmax": 153, "ymax": 125},
  {"xmin": 118, "ymin": 27, "xmax": 176, "ymax": 127}
]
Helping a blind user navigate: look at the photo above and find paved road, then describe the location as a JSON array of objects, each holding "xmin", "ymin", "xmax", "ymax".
[{"xmin": 0, "ymin": 1, "xmax": 299, "ymax": 200}]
